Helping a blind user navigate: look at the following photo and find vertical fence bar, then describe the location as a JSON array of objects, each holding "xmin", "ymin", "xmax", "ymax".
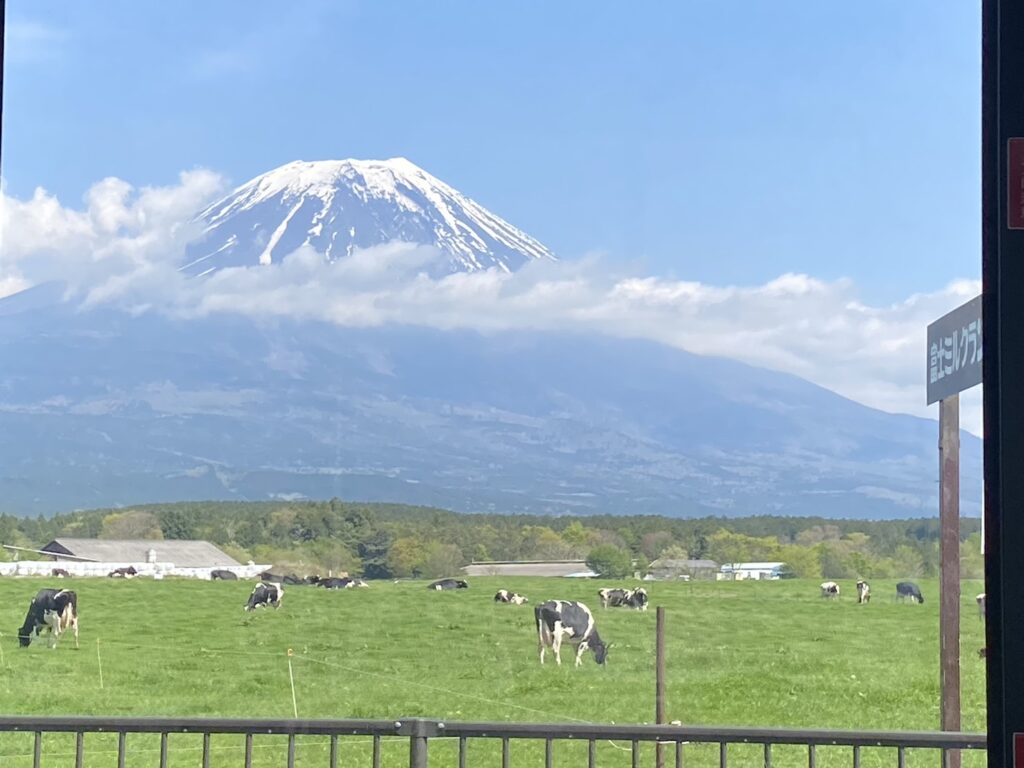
[
  {"xmin": 632, "ymin": 740, "xmax": 641, "ymax": 768},
  {"xmin": 118, "ymin": 732, "xmax": 126, "ymax": 768},
  {"xmin": 373, "ymin": 734, "xmax": 382, "ymax": 768},
  {"xmin": 588, "ymin": 739, "xmax": 597, "ymax": 768},
  {"xmin": 409, "ymin": 733, "xmax": 428, "ymax": 768},
  {"xmin": 675, "ymin": 741, "xmax": 684, "ymax": 768},
  {"xmin": 720, "ymin": 742, "xmax": 728, "ymax": 768},
  {"xmin": 807, "ymin": 743, "xmax": 816, "ymax": 768},
  {"xmin": 244, "ymin": 733, "xmax": 253, "ymax": 768},
  {"xmin": 330, "ymin": 735, "xmax": 338, "ymax": 768},
  {"xmin": 75, "ymin": 732, "xmax": 84, "ymax": 768},
  {"xmin": 764, "ymin": 742, "xmax": 772, "ymax": 768},
  {"xmin": 202, "ymin": 732, "xmax": 210, "ymax": 768},
  {"xmin": 897, "ymin": 746, "xmax": 906, "ymax": 768},
  {"xmin": 656, "ymin": 607, "xmax": 667, "ymax": 768},
  {"xmin": 545, "ymin": 738, "xmax": 553, "ymax": 768},
  {"xmin": 287, "ymin": 733, "xmax": 296, "ymax": 768},
  {"xmin": 159, "ymin": 732, "xmax": 168, "ymax": 768},
  {"xmin": 458, "ymin": 737, "xmax": 467, "ymax": 768},
  {"xmin": 852, "ymin": 745, "xmax": 860, "ymax": 768},
  {"xmin": 32, "ymin": 731, "xmax": 41, "ymax": 768},
  {"xmin": 502, "ymin": 737, "xmax": 510, "ymax": 768}
]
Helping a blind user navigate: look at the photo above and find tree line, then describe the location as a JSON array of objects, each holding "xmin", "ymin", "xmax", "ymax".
[{"xmin": 0, "ymin": 500, "xmax": 983, "ymax": 580}]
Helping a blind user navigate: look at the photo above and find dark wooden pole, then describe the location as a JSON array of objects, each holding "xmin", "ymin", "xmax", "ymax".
[
  {"xmin": 656, "ymin": 606, "xmax": 666, "ymax": 768},
  {"xmin": 939, "ymin": 395, "xmax": 961, "ymax": 768}
]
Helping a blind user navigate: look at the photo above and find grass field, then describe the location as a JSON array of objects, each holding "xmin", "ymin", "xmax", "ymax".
[{"xmin": 0, "ymin": 576, "xmax": 986, "ymax": 767}]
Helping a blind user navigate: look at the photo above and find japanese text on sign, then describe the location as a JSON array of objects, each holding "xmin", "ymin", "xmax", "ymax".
[{"xmin": 926, "ymin": 295, "xmax": 983, "ymax": 404}]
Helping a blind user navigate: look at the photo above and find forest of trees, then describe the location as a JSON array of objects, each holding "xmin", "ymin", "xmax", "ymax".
[{"xmin": 0, "ymin": 500, "xmax": 983, "ymax": 581}]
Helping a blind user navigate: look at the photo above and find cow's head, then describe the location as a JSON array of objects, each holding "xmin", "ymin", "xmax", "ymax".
[
  {"xmin": 18, "ymin": 608, "xmax": 36, "ymax": 647},
  {"xmin": 592, "ymin": 639, "xmax": 609, "ymax": 665}
]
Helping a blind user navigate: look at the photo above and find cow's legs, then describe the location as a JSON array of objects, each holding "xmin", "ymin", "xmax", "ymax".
[
  {"xmin": 574, "ymin": 642, "xmax": 587, "ymax": 667},
  {"xmin": 552, "ymin": 623, "xmax": 563, "ymax": 666}
]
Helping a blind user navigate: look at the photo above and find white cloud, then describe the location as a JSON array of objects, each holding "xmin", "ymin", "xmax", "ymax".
[{"xmin": 0, "ymin": 172, "xmax": 983, "ymax": 435}]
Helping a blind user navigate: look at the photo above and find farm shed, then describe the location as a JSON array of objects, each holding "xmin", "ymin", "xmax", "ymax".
[
  {"xmin": 645, "ymin": 558, "xmax": 719, "ymax": 580},
  {"xmin": 718, "ymin": 561, "xmax": 787, "ymax": 581},
  {"xmin": 41, "ymin": 538, "xmax": 241, "ymax": 568},
  {"xmin": 461, "ymin": 560, "xmax": 598, "ymax": 578}
]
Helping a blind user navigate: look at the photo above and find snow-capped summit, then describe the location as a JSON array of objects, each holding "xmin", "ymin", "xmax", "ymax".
[{"xmin": 181, "ymin": 158, "xmax": 556, "ymax": 276}]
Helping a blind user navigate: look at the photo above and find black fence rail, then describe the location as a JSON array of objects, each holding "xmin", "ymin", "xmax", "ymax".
[{"xmin": 0, "ymin": 716, "xmax": 987, "ymax": 767}]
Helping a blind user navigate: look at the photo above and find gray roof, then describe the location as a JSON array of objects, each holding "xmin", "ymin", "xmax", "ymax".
[
  {"xmin": 649, "ymin": 558, "xmax": 719, "ymax": 570},
  {"xmin": 462, "ymin": 560, "xmax": 591, "ymax": 577},
  {"xmin": 42, "ymin": 539, "xmax": 240, "ymax": 568}
]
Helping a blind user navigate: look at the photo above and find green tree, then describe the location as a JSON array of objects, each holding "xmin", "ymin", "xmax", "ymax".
[
  {"xmin": 387, "ymin": 537, "xmax": 427, "ymax": 578},
  {"xmin": 99, "ymin": 511, "xmax": 163, "ymax": 540},
  {"xmin": 586, "ymin": 545, "xmax": 633, "ymax": 578}
]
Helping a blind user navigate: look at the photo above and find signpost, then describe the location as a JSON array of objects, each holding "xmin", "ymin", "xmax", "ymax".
[{"xmin": 926, "ymin": 295, "xmax": 982, "ymax": 768}]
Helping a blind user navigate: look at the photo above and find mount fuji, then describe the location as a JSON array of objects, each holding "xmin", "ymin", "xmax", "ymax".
[{"xmin": 182, "ymin": 158, "xmax": 556, "ymax": 277}]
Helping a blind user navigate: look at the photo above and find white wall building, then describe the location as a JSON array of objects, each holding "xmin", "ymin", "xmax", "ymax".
[{"xmin": 718, "ymin": 561, "xmax": 787, "ymax": 581}]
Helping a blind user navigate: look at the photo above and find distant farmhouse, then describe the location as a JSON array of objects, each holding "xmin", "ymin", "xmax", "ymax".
[
  {"xmin": 462, "ymin": 560, "xmax": 598, "ymax": 578},
  {"xmin": 718, "ymin": 562, "xmax": 788, "ymax": 581},
  {"xmin": 1, "ymin": 538, "xmax": 260, "ymax": 579},
  {"xmin": 645, "ymin": 558, "xmax": 719, "ymax": 581},
  {"xmin": 40, "ymin": 539, "xmax": 240, "ymax": 568}
]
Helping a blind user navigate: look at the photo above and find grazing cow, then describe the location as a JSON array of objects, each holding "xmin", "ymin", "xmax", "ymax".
[
  {"xmin": 244, "ymin": 582, "xmax": 284, "ymax": 611},
  {"xmin": 428, "ymin": 578, "xmax": 469, "ymax": 590},
  {"xmin": 18, "ymin": 589, "xmax": 79, "ymax": 649},
  {"xmin": 977, "ymin": 593, "xmax": 986, "ymax": 619},
  {"xmin": 495, "ymin": 589, "xmax": 529, "ymax": 605},
  {"xmin": 108, "ymin": 566, "xmax": 138, "ymax": 578},
  {"xmin": 820, "ymin": 581, "xmax": 840, "ymax": 599},
  {"xmin": 598, "ymin": 587, "xmax": 648, "ymax": 610},
  {"xmin": 210, "ymin": 569, "xmax": 238, "ymax": 581},
  {"xmin": 856, "ymin": 580, "xmax": 871, "ymax": 604},
  {"xmin": 258, "ymin": 571, "xmax": 284, "ymax": 583},
  {"xmin": 51, "ymin": 568, "xmax": 72, "ymax": 578},
  {"xmin": 896, "ymin": 581, "xmax": 924, "ymax": 604},
  {"xmin": 535, "ymin": 600, "xmax": 609, "ymax": 667}
]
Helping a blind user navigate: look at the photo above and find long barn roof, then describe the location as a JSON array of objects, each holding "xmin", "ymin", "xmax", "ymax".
[{"xmin": 42, "ymin": 538, "xmax": 240, "ymax": 567}]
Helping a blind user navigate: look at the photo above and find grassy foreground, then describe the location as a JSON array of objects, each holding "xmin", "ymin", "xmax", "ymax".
[{"xmin": 0, "ymin": 576, "xmax": 986, "ymax": 767}]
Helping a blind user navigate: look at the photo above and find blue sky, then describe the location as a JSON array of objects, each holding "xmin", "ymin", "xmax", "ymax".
[{"xmin": 3, "ymin": 1, "xmax": 980, "ymax": 302}]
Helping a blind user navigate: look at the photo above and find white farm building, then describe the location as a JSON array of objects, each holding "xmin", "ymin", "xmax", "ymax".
[{"xmin": 718, "ymin": 562, "xmax": 788, "ymax": 581}]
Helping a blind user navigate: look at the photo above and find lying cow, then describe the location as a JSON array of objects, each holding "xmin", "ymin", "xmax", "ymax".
[
  {"xmin": 281, "ymin": 574, "xmax": 306, "ymax": 586},
  {"xmin": 495, "ymin": 589, "xmax": 529, "ymax": 605},
  {"xmin": 896, "ymin": 581, "xmax": 924, "ymax": 604},
  {"xmin": 108, "ymin": 566, "xmax": 138, "ymax": 578},
  {"xmin": 19, "ymin": 588, "xmax": 79, "ymax": 649},
  {"xmin": 856, "ymin": 580, "xmax": 870, "ymax": 604},
  {"xmin": 429, "ymin": 578, "xmax": 469, "ymax": 590},
  {"xmin": 210, "ymin": 569, "xmax": 238, "ymax": 581},
  {"xmin": 977, "ymin": 593, "xmax": 986, "ymax": 619},
  {"xmin": 258, "ymin": 571, "xmax": 284, "ymax": 583},
  {"xmin": 598, "ymin": 587, "xmax": 648, "ymax": 610},
  {"xmin": 535, "ymin": 600, "xmax": 609, "ymax": 667},
  {"xmin": 820, "ymin": 581, "xmax": 840, "ymax": 599},
  {"xmin": 244, "ymin": 582, "xmax": 284, "ymax": 611},
  {"xmin": 51, "ymin": 568, "xmax": 72, "ymax": 578},
  {"xmin": 320, "ymin": 577, "xmax": 369, "ymax": 589}
]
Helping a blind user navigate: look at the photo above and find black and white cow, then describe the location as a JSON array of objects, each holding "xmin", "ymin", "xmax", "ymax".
[
  {"xmin": 856, "ymin": 580, "xmax": 870, "ymax": 604},
  {"xmin": 598, "ymin": 587, "xmax": 648, "ymax": 610},
  {"xmin": 494, "ymin": 589, "xmax": 529, "ymax": 605},
  {"xmin": 108, "ymin": 566, "xmax": 138, "ymax": 578},
  {"xmin": 244, "ymin": 582, "xmax": 284, "ymax": 611},
  {"xmin": 820, "ymin": 581, "xmax": 840, "ymax": 599},
  {"xmin": 18, "ymin": 588, "xmax": 79, "ymax": 649},
  {"xmin": 428, "ymin": 578, "xmax": 469, "ymax": 591},
  {"xmin": 305, "ymin": 575, "xmax": 322, "ymax": 585},
  {"xmin": 977, "ymin": 593, "xmax": 986, "ymax": 619},
  {"xmin": 282, "ymin": 574, "xmax": 305, "ymax": 586},
  {"xmin": 319, "ymin": 577, "xmax": 369, "ymax": 589},
  {"xmin": 51, "ymin": 568, "xmax": 72, "ymax": 578},
  {"xmin": 535, "ymin": 600, "xmax": 609, "ymax": 667},
  {"xmin": 258, "ymin": 571, "xmax": 284, "ymax": 583},
  {"xmin": 210, "ymin": 569, "xmax": 238, "ymax": 581},
  {"xmin": 896, "ymin": 581, "xmax": 924, "ymax": 604}
]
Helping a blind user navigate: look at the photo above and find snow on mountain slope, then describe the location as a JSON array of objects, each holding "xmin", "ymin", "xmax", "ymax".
[{"xmin": 182, "ymin": 158, "xmax": 557, "ymax": 276}]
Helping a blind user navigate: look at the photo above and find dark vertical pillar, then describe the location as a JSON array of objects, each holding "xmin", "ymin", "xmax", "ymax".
[
  {"xmin": 983, "ymin": 1, "xmax": 1024, "ymax": 765},
  {"xmin": 939, "ymin": 395, "xmax": 961, "ymax": 768},
  {"xmin": 656, "ymin": 606, "xmax": 666, "ymax": 768}
]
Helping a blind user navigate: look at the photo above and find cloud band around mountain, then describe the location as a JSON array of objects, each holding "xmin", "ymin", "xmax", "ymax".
[{"xmin": 0, "ymin": 171, "xmax": 981, "ymax": 434}]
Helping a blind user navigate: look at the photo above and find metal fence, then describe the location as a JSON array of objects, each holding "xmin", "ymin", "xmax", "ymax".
[{"xmin": 0, "ymin": 716, "xmax": 987, "ymax": 767}]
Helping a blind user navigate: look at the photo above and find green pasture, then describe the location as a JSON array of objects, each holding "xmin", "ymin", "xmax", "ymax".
[{"xmin": 0, "ymin": 576, "xmax": 987, "ymax": 767}]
